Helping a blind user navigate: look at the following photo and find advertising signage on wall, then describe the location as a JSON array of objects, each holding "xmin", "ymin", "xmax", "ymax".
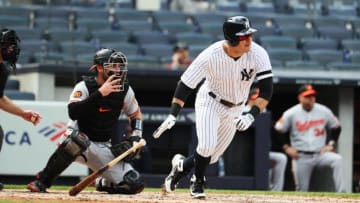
[{"xmin": 0, "ymin": 101, "xmax": 87, "ymax": 176}]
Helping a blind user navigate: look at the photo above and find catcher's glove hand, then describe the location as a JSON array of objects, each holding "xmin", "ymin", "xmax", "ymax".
[
  {"xmin": 152, "ymin": 114, "xmax": 176, "ymax": 139},
  {"xmin": 111, "ymin": 136, "xmax": 142, "ymax": 162},
  {"xmin": 234, "ymin": 113, "xmax": 255, "ymax": 131}
]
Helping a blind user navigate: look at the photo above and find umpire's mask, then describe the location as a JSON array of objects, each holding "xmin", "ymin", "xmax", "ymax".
[
  {"xmin": 0, "ymin": 29, "xmax": 21, "ymax": 72},
  {"xmin": 103, "ymin": 51, "xmax": 128, "ymax": 91}
]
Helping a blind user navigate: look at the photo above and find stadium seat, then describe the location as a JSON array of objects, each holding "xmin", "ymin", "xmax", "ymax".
[
  {"xmin": 191, "ymin": 13, "xmax": 227, "ymax": 26},
  {"xmin": 285, "ymin": 60, "xmax": 324, "ymax": 70},
  {"xmin": 0, "ymin": 16, "xmax": 28, "ymax": 28},
  {"xmin": 267, "ymin": 48, "xmax": 303, "ymax": 64},
  {"xmin": 4, "ymin": 90, "xmax": 35, "ymax": 100},
  {"xmin": 76, "ymin": 18, "xmax": 111, "ymax": 32},
  {"xmin": 200, "ymin": 23, "xmax": 223, "ymax": 37},
  {"xmin": 246, "ymin": 2, "xmax": 276, "ymax": 14},
  {"xmin": 326, "ymin": 61, "xmax": 360, "ymax": 70},
  {"xmin": 127, "ymin": 54, "xmax": 161, "ymax": 69},
  {"xmin": 273, "ymin": 14, "xmax": 313, "ymax": 29},
  {"xmin": 34, "ymin": 17, "xmax": 69, "ymax": 30},
  {"xmin": 259, "ymin": 36, "xmax": 298, "ymax": 49},
  {"xmin": 21, "ymin": 39, "xmax": 60, "ymax": 53},
  {"xmin": 280, "ymin": 25, "xmax": 317, "ymax": 40},
  {"xmin": 0, "ymin": 6, "xmax": 32, "ymax": 19},
  {"xmin": 158, "ymin": 22, "xmax": 195, "ymax": 35},
  {"xmin": 317, "ymin": 26, "xmax": 354, "ymax": 41},
  {"xmin": 188, "ymin": 45, "xmax": 207, "ymax": 59},
  {"xmin": 74, "ymin": 7, "xmax": 109, "ymax": 20},
  {"xmin": 131, "ymin": 31, "xmax": 174, "ymax": 45},
  {"xmin": 152, "ymin": 11, "xmax": 189, "ymax": 23},
  {"xmin": 101, "ymin": 42, "xmax": 140, "ymax": 55},
  {"xmin": 118, "ymin": 20, "xmax": 154, "ymax": 33},
  {"xmin": 141, "ymin": 44, "xmax": 173, "ymax": 60},
  {"xmin": 215, "ymin": 1, "xmax": 241, "ymax": 13},
  {"xmin": 46, "ymin": 28, "xmax": 89, "ymax": 42},
  {"xmin": 306, "ymin": 49, "xmax": 344, "ymax": 66},
  {"xmin": 341, "ymin": 39, "xmax": 360, "ymax": 52},
  {"xmin": 300, "ymin": 37, "xmax": 339, "ymax": 50},
  {"xmin": 60, "ymin": 41, "xmax": 97, "ymax": 55},
  {"xmin": 6, "ymin": 26, "xmax": 43, "ymax": 40},
  {"xmin": 92, "ymin": 30, "xmax": 130, "ymax": 44},
  {"xmin": 114, "ymin": 8, "xmax": 151, "ymax": 22},
  {"xmin": 350, "ymin": 51, "xmax": 360, "ymax": 63},
  {"xmin": 5, "ymin": 79, "xmax": 20, "ymax": 90},
  {"xmin": 175, "ymin": 32, "xmax": 214, "ymax": 46}
]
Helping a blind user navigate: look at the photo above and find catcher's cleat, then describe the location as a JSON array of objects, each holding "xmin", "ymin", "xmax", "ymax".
[
  {"xmin": 190, "ymin": 174, "xmax": 206, "ymax": 199},
  {"xmin": 164, "ymin": 154, "xmax": 185, "ymax": 193},
  {"xmin": 27, "ymin": 180, "xmax": 47, "ymax": 193}
]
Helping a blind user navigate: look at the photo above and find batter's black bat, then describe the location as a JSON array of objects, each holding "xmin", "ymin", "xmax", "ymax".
[{"xmin": 68, "ymin": 139, "xmax": 146, "ymax": 196}]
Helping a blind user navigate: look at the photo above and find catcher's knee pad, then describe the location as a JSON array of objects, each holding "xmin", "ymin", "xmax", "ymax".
[
  {"xmin": 97, "ymin": 170, "xmax": 144, "ymax": 194},
  {"xmin": 38, "ymin": 129, "xmax": 90, "ymax": 187}
]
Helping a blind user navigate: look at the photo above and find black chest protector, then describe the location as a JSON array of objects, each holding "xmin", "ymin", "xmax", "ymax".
[
  {"xmin": 78, "ymin": 76, "xmax": 129, "ymax": 142},
  {"xmin": 0, "ymin": 63, "xmax": 10, "ymax": 97}
]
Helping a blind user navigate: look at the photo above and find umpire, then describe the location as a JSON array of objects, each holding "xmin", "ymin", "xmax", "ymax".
[{"xmin": 0, "ymin": 28, "xmax": 42, "ymax": 190}]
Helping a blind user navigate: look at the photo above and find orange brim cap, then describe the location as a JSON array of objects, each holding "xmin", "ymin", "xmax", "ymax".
[{"xmin": 299, "ymin": 89, "xmax": 317, "ymax": 97}]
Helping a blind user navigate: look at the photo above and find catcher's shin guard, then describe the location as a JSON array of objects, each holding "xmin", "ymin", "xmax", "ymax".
[{"xmin": 34, "ymin": 130, "xmax": 90, "ymax": 188}]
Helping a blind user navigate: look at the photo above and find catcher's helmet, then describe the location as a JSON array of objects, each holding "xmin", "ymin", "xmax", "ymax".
[
  {"xmin": 0, "ymin": 28, "xmax": 21, "ymax": 71},
  {"xmin": 93, "ymin": 48, "xmax": 116, "ymax": 65},
  {"xmin": 223, "ymin": 16, "xmax": 257, "ymax": 46},
  {"xmin": 103, "ymin": 51, "xmax": 128, "ymax": 91}
]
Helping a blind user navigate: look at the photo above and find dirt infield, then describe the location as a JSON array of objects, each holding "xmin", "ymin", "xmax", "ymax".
[{"xmin": 0, "ymin": 189, "xmax": 359, "ymax": 203}]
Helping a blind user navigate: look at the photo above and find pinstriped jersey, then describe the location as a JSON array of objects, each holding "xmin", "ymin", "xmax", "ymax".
[
  {"xmin": 275, "ymin": 103, "xmax": 340, "ymax": 152},
  {"xmin": 181, "ymin": 40, "xmax": 273, "ymax": 104}
]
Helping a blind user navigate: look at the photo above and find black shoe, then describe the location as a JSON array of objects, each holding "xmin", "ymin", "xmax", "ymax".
[
  {"xmin": 27, "ymin": 180, "xmax": 47, "ymax": 192},
  {"xmin": 190, "ymin": 175, "xmax": 206, "ymax": 199},
  {"xmin": 163, "ymin": 154, "xmax": 185, "ymax": 192},
  {"xmin": 0, "ymin": 183, "xmax": 3, "ymax": 191}
]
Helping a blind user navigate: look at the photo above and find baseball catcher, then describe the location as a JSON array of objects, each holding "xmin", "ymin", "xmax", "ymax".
[{"xmin": 27, "ymin": 48, "xmax": 145, "ymax": 194}]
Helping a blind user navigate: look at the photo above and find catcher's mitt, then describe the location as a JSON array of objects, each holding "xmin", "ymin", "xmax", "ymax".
[{"xmin": 110, "ymin": 136, "xmax": 141, "ymax": 162}]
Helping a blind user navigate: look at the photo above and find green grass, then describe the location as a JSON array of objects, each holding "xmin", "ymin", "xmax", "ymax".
[{"xmin": 4, "ymin": 184, "xmax": 360, "ymax": 198}]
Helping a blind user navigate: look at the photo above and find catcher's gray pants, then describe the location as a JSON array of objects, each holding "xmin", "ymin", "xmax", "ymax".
[
  {"xmin": 292, "ymin": 151, "xmax": 344, "ymax": 192},
  {"xmin": 75, "ymin": 141, "xmax": 133, "ymax": 186}
]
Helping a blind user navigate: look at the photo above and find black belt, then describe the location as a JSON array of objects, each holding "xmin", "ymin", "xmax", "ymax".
[
  {"xmin": 208, "ymin": 92, "xmax": 243, "ymax": 108},
  {"xmin": 298, "ymin": 151, "xmax": 319, "ymax": 155}
]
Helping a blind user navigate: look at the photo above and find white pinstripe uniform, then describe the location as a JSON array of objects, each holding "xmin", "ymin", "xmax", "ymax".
[
  {"xmin": 275, "ymin": 103, "xmax": 344, "ymax": 192},
  {"xmin": 181, "ymin": 40, "xmax": 273, "ymax": 163},
  {"xmin": 66, "ymin": 80, "xmax": 140, "ymax": 186}
]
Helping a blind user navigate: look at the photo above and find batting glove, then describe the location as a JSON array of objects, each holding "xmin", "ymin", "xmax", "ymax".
[
  {"xmin": 234, "ymin": 113, "xmax": 255, "ymax": 131},
  {"xmin": 153, "ymin": 114, "xmax": 176, "ymax": 139}
]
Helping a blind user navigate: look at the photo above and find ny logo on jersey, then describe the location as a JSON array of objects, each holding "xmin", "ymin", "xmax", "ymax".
[{"xmin": 241, "ymin": 69, "xmax": 254, "ymax": 81}]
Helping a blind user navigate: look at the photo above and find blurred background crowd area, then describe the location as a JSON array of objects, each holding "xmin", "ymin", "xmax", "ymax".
[{"xmin": 0, "ymin": 0, "xmax": 360, "ymax": 71}]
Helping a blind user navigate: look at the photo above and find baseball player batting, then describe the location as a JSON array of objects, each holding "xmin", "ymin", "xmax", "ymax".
[
  {"xmin": 153, "ymin": 16, "xmax": 274, "ymax": 199},
  {"xmin": 274, "ymin": 84, "xmax": 345, "ymax": 192}
]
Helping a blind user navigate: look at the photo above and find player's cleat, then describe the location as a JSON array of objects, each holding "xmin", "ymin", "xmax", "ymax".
[
  {"xmin": 190, "ymin": 174, "xmax": 206, "ymax": 199},
  {"xmin": 163, "ymin": 154, "xmax": 185, "ymax": 193},
  {"xmin": 27, "ymin": 180, "xmax": 47, "ymax": 193},
  {"xmin": 0, "ymin": 182, "xmax": 4, "ymax": 191}
]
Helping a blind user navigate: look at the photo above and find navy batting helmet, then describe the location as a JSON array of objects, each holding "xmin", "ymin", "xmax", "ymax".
[{"xmin": 223, "ymin": 16, "xmax": 257, "ymax": 46}]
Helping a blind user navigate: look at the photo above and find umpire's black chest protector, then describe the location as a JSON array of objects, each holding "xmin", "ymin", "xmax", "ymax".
[
  {"xmin": 79, "ymin": 76, "xmax": 129, "ymax": 142},
  {"xmin": 0, "ymin": 63, "xmax": 10, "ymax": 98}
]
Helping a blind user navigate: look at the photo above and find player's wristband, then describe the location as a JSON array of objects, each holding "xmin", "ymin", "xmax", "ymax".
[
  {"xmin": 249, "ymin": 105, "xmax": 261, "ymax": 118},
  {"xmin": 328, "ymin": 140, "xmax": 336, "ymax": 147},
  {"xmin": 170, "ymin": 102, "xmax": 182, "ymax": 117},
  {"xmin": 131, "ymin": 118, "xmax": 143, "ymax": 131}
]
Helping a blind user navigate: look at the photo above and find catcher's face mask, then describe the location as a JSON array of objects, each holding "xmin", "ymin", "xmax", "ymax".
[
  {"xmin": 103, "ymin": 62, "xmax": 128, "ymax": 91},
  {"xmin": 0, "ymin": 29, "xmax": 21, "ymax": 72}
]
